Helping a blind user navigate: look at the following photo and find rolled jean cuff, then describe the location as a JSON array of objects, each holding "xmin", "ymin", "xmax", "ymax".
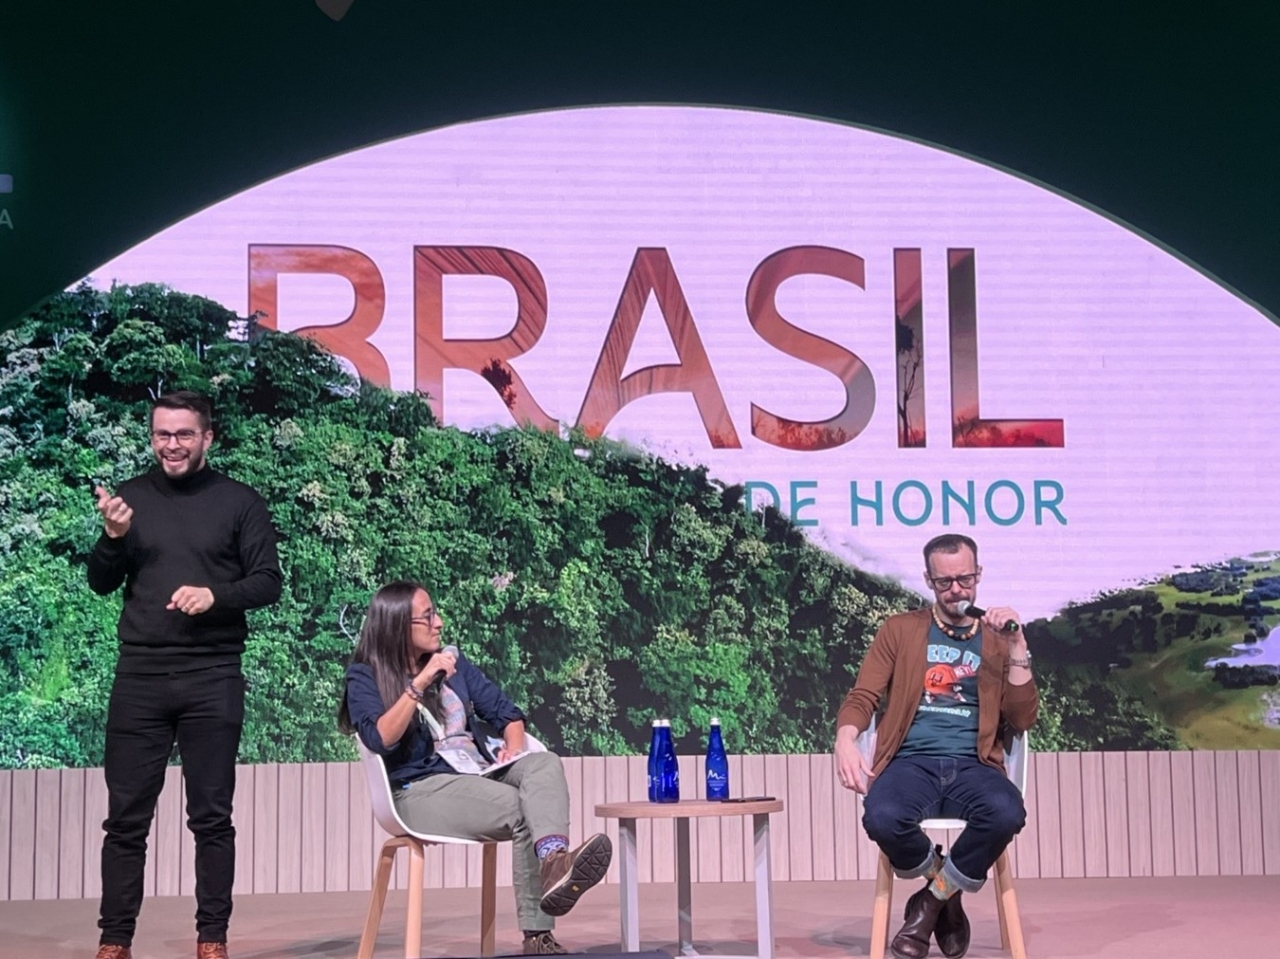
[
  {"xmin": 892, "ymin": 846, "xmax": 940, "ymax": 881},
  {"xmin": 940, "ymin": 854, "xmax": 986, "ymax": 894}
]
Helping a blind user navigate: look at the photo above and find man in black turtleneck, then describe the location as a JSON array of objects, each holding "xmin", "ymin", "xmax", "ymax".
[{"xmin": 86, "ymin": 391, "xmax": 281, "ymax": 959}]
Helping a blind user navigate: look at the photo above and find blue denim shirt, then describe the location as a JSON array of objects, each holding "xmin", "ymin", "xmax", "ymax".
[{"xmin": 345, "ymin": 653, "xmax": 526, "ymax": 788}]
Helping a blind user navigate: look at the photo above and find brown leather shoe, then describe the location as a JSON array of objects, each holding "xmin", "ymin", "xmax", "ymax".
[
  {"xmin": 196, "ymin": 943, "xmax": 229, "ymax": 959},
  {"xmin": 891, "ymin": 883, "xmax": 945, "ymax": 959},
  {"xmin": 538, "ymin": 833, "xmax": 612, "ymax": 917},
  {"xmin": 522, "ymin": 931, "xmax": 568, "ymax": 955},
  {"xmin": 934, "ymin": 889, "xmax": 970, "ymax": 959},
  {"xmin": 95, "ymin": 946, "xmax": 131, "ymax": 959}
]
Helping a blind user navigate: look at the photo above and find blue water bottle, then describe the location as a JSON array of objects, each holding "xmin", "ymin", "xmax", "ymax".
[
  {"xmin": 647, "ymin": 718, "xmax": 662, "ymax": 802},
  {"xmin": 657, "ymin": 720, "xmax": 680, "ymax": 802},
  {"xmin": 705, "ymin": 717, "xmax": 729, "ymax": 801}
]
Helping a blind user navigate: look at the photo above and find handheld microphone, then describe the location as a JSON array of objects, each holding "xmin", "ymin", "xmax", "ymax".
[
  {"xmin": 956, "ymin": 601, "xmax": 1020, "ymax": 632},
  {"xmin": 430, "ymin": 644, "xmax": 460, "ymax": 687}
]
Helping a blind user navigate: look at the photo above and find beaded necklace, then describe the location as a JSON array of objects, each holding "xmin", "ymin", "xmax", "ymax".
[{"xmin": 932, "ymin": 604, "xmax": 980, "ymax": 641}]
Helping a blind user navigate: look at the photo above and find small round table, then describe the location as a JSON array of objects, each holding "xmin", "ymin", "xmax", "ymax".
[{"xmin": 594, "ymin": 798, "xmax": 784, "ymax": 959}]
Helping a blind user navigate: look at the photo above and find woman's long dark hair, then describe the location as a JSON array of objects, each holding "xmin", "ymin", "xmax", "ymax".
[{"xmin": 338, "ymin": 580, "xmax": 432, "ymax": 733}]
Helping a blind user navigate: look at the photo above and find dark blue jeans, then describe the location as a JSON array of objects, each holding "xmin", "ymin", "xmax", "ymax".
[
  {"xmin": 862, "ymin": 754, "xmax": 1025, "ymax": 892},
  {"xmin": 99, "ymin": 667, "xmax": 245, "ymax": 945}
]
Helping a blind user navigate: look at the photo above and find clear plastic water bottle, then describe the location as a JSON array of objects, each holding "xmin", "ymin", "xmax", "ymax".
[
  {"xmin": 647, "ymin": 718, "xmax": 663, "ymax": 802},
  {"xmin": 705, "ymin": 717, "xmax": 729, "ymax": 801},
  {"xmin": 656, "ymin": 720, "xmax": 680, "ymax": 802}
]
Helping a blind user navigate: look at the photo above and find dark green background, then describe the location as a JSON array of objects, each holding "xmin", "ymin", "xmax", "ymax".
[{"xmin": 2, "ymin": 2, "xmax": 1278, "ymax": 327}]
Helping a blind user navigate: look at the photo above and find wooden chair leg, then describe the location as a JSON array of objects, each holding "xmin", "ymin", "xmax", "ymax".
[
  {"xmin": 480, "ymin": 842, "xmax": 498, "ymax": 957},
  {"xmin": 405, "ymin": 840, "xmax": 426, "ymax": 959},
  {"xmin": 359, "ymin": 838, "xmax": 405, "ymax": 959},
  {"xmin": 993, "ymin": 850, "xmax": 1026, "ymax": 959},
  {"xmin": 869, "ymin": 851, "xmax": 894, "ymax": 959}
]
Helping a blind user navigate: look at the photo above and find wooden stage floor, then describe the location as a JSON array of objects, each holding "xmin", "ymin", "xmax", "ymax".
[{"xmin": 0, "ymin": 877, "xmax": 1267, "ymax": 959}]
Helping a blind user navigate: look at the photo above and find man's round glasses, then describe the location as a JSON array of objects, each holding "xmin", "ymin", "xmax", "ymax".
[
  {"xmin": 928, "ymin": 573, "xmax": 978, "ymax": 591},
  {"xmin": 151, "ymin": 429, "xmax": 204, "ymax": 445}
]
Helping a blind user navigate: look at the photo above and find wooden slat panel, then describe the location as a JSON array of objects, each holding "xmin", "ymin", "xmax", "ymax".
[
  {"xmin": 605, "ymin": 755, "xmax": 630, "ymax": 885},
  {"xmin": 856, "ymin": 792, "xmax": 880, "ymax": 881},
  {"xmin": 1057, "ymin": 752, "xmax": 1085, "ymax": 878},
  {"xmin": 276, "ymin": 764, "xmax": 303, "ymax": 893},
  {"xmin": 252, "ymin": 764, "xmax": 278, "ymax": 893},
  {"xmin": 0, "ymin": 770, "xmax": 11, "ymax": 900},
  {"xmin": 1147, "ymin": 751, "xmax": 1176, "ymax": 877},
  {"xmin": 809, "ymin": 754, "xmax": 836, "ymax": 881},
  {"xmin": 1214, "ymin": 751, "xmax": 1242, "ymax": 876},
  {"xmin": 626, "ymin": 754, "xmax": 654, "ymax": 884},
  {"xmin": 324, "ymin": 763, "xmax": 350, "ymax": 891},
  {"xmin": 1169, "ymin": 751, "xmax": 1197, "ymax": 876},
  {"xmin": 1102, "ymin": 752, "xmax": 1129, "ymax": 877},
  {"xmin": 677, "ymin": 753, "xmax": 699, "ymax": 882},
  {"xmin": 9, "ymin": 770, "xmax": 36, "ymax": 900},
  {"xmin": 763, "ymin": 754, "xmax": 790, "ymax": 882},
  {"xmin": 56, "ymin": 769, "xmax": 85, "ymax": 899},
  {"xmin": 1259, "ymin": 751, "xmax": 1280, "ymax": 874},
  {"xmin": 153, "ymin": 766, "xmax": 183, "ymax": 897},
  {"xmin": 299, "ymin": 763, "xmax": 327, "ymax": 892},
  {"xmin": 347, "ymin": 761, "xmax": 374, "ymax": 892},
  {"xmin": 689, "ymin": 755, "xmax": 718, "ymax": 883},
  {"xmin": 233, "ymin": 765, "xmax": 255, "ymax": 896},
  {"xmin": 737, "ymin": 755, "xmax": 766, "ymax": 883},
  {"xmin": 442, "ymin": 843, "xmax": 468, "ymax": 889},
  {"xmin": 1191, "ymin": 751, "xmax": 1219, "ymax": 876},
  {"xmin": 1080, "ymin": 752, "xmax": 1107, "ymax": 877},
  {"xmin": 785, "ymin": 754, "xmax": 813, "ymax": 881},
  {"xmin": 83, "ymin": 769, "xmax": 108, "ymax": 900},
  {"xmin": 1237, "ymin": 751, "xmax": 1265, "ymax": 876},
  {"xmin": 720, "ymin": 754, "xmax": 745, "ymax": 882},
  {"xmin": 1124, "ymin": 752, "xmax": 1152, "ymax": 878},
  {"xmin": 581, "ymin": 756, "xmax": 610, "ymax": 881},
  {"xmin": 1033, "ymin": 753, "xmax": 1062, "ymax": 879},
  {"xmin": 1012, "ymin": 745, "xmax": 1039, "ymax": 879},
  {"xmin": 33, "ymin": 769, "xmax": 61, "ymax": 900},
  {"xmin": 831, "ymin": 761, "xmax": 859, "ymax": 881}
]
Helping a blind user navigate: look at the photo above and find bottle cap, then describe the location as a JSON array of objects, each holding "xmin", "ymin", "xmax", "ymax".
[{"xmin": 710, "ymin": 717, "xmax": 721, "ymax": 725}]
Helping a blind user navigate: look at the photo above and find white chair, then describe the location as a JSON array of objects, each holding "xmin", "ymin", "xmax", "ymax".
[
  {"xmin": 862, "ymin": 723, "xmax": 1029, "ymax": 959},
  {"xmin": 355, "ymin": 738, "xmax": 498, "ymax": 959}
]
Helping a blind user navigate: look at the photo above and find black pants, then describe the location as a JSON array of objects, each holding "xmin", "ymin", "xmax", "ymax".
[{"xmin": 99, "ymin": 667, "xmax": 245, "ymax": 946}]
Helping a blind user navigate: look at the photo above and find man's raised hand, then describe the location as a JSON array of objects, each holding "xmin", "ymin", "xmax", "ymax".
[{"xmin": 94, "ymin": 486, "xmax": 133, "ymax": 539}]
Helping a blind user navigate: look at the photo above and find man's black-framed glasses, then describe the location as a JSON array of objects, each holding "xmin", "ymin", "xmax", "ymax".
[
  {"xmin": 928, "ymin": 573, "xmax": 978, "ymax": 591},
  {"xmin": 150, "ymin": 428, "xmax": 205, "ymax": 445}
]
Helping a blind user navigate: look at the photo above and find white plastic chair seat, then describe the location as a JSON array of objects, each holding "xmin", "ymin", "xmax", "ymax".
[{"xmin": 355, "ymin": 737, "xmax": 499, "ymax": 959}]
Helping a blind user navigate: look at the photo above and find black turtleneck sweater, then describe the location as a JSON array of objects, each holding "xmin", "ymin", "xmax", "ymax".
[{"xmin": 86, "ymin": 466, "xmax": 282, "ymax": 673}]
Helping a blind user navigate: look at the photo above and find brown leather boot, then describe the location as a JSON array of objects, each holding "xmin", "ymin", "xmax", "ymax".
[
  {"xmin": 538, "ymin": 833, "xmax": 612, "ymax": 916},
  {"xmin": 196, "ymin": 943, "xmax": 229, "ymax": 959},
  {"xmin": 934, "ymin": 889, "xmax": 970, "ymax": 959},
  {"xmin": 891, "ymin": 882, "xmax": 945, "ymax": 959},
  {"xmin": 94, "ymin": 946, "xmax": 131, "ymax": 959},
  {"xmin": 522, "ymin": 931, "xmax": 568, "ymax": 955}
]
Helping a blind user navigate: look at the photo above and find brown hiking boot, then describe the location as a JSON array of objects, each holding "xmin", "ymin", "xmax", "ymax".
[
  {"xmin": 538, "ymin": 833, "xmax": 612, "ymax": 916},
  {"xmin": 522, "ymin": 931, "xmax": 568, "ymax": 955},
  {"xmin": 196, "ymin": 943, "xmax": 229, "ymax": 959},
  {"xmin": 94, "ymin": 947, "xmax": 131, "ymax": 959}
]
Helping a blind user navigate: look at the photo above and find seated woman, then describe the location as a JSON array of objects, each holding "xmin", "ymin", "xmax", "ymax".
[{"xmin": 339, "ymin": 580, "xmax": 612, "ymax": 956}]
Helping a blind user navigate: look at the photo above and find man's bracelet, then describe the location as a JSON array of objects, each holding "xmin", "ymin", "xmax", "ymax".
[{"xmin": 404, "ymin": 682, "xmax": 424, "ymax": 701}]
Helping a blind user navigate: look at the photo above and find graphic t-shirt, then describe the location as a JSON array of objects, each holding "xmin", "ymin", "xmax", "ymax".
[{"xmin": 895, "ymin": 620, "xmax": 982, "ymax": 758}]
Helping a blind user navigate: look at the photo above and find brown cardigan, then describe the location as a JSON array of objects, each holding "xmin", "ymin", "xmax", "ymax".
[{"xmin": 835, "ymin": 607, "xmax": 1039, "ymax": 776}]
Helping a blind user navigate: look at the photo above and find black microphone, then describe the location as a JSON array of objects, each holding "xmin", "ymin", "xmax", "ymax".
[
  {"xmin": 956, "ymin": 601, "xmax": 1020, "ymax": 632},
  {"xmin": 430, "ymin": 644, "xmax": 460, "ymax": 687}
]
